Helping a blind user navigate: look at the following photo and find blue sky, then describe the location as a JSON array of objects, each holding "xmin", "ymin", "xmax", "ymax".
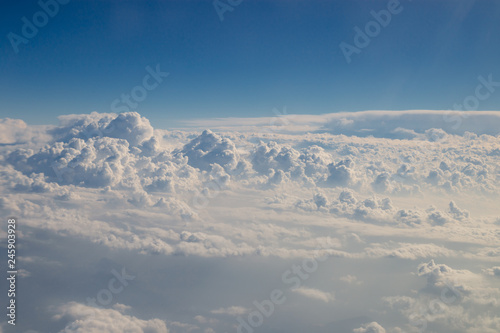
[{"xmin": 2, "ymin": 0, "xmax": 500, "ymax": 128}]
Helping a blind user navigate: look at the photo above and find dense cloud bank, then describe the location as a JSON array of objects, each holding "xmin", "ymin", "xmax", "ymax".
[
  {"xmin": 320, "ymin": 110, "xmax": 500, "ymax": 137},
  {"xmin": 182, "ymin": 110, "xmax": 500, "ymax": 137},
  {"xmin": 0, "ymin": 111, "xmax": 499, "ymax": 333},
  {"xmin": 6, "ymin": 112, "xmax": 500, "ymax": 194}
]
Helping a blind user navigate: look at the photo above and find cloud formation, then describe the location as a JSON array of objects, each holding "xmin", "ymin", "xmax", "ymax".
[
  {"xmin": 1, "ymin": 110, "xmax": 499, "ymax": 333},
  {"xmin": 54, "ymin": 302, "xmax": 168, "ymax": 333},
  {"xmin": 353, "ymin": 322, "xmax": 386, "ymax": 333}
]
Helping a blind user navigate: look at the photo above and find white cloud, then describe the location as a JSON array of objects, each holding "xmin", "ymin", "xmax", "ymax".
[
  {"xmin": 417, "ymin": 260, "xmax": 500, "ymax": 306},
  {"xmin": 384, "ymin": 260, "xmax": 500, "ymax": 333},
  {"xmin": 50, "ymin": 111, "xmax": 153, "ymax": 147},
  {"xmin": 2, "ymin": 110, "xmax": 500, "ymax": 333},
  {"xmin": 353, "ymin": 321, "xmax": 386, "ymax": 333},
  {"xmin": 340, "ymin": 275, "xmax": 362, "ymax": 285},
  {"xmin": 182, "ymin": 110, "xmax": 500, "ymax": 137},
  {"xmin": 292, "ymin": 287, "xmax": 335, "ymax": 303},
  {"xmin": 53, "ymin": 302, "xmax": 168, "ymax": 333},
  {"xmin": 180, "ymin": 129, "xmax": 243, "ymax": 173},
  {"xmin": 0, "ymin": 118, "xmax": 28, "ymax": 144},
  {"xmin": 483, "ymin": 266, "xmax": 500, "ymax": 277}
]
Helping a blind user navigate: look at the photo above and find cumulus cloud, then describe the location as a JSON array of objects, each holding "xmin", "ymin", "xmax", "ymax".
[
  {"xmin": 210, "ymin": 306, "xmax": 249, "ymax": 316},
  {"xmin": 50, "ymin": 112, "xmax": 153, "ymax": 147},
  {"xmin": 2, "ymin": 110, "xmax": 500, "ymax": 333},
  {"xmin": 320, "ymin": 110, "xmax": 500, "ymax": 137},
  {"xmin": 326, "ymin": 158, "xmax": 357, "ymax": 187},
  {"xmin": 417, "ymin": 260, "xmax": 500, "ymax": 305},
  {"xmin": 483, "ymin": 266, "xmax": 500, "ymax": 277},
  {"xmin": 384, "ymin": 260, "xmax": 500, "ymax": 333},
  {"xmin": 292, "ymin": 287, "xmax": 335, "ymax": 303},
  {"xmin": 0, "ymin": 118, "xmax": 28, "ymax": 144},
  {"xmin": 103, "ymin": 112, "xmax": 154, "ymax": 146},
  {"xmin": 0, "ymin": 118, "xmax": 50, "ymax": 146},
  {"xmin": 180, "ymin": 130, "xmax": 242, "ymax": 173},
  {"xmin": 353, "ymin": 321, "xmax": 386, "ymax": 333},
  {"xmin": 53, "ymin": 302, "xmax": 168, "ymax": 333},
  {"xmin": 182, "ymin": 110, "xmax": 500, "ymax": 137}
]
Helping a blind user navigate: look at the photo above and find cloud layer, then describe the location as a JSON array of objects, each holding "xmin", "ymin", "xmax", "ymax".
[{"xmin": 1, "ymin": 110, "xmax": 499, "ymax": 333}]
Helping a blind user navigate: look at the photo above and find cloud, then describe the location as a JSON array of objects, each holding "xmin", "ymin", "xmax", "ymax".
[
  {"xmin": 417, "ymin": 260, "xmax": 500, "ymax": 306},
  {"xmin": 320, "ymin": 110, "xmax": 500, "ymax": 137},
  {"xmin": 340, "ymin": 275, "xmax": 362, "ymax": 285},
  {"xmin": 292, "ymin": 287, "xmax": 335, "ymax": 303},
  {"xmin": 103, "ymin": 112, "xmax": 154, "ymax": 146},
  {"xmin": 384, "ymin": 260, "xmax": 500, "ymax": 333},
  {"xmin": 53, "ymin": 302, "xmax": 168, "ymax": 333},
  {"xmin": 183, "ymin": 110, "xmax": 500, "ymax": 137},
  {"xmin": 448, "ymin": 201, "xmax": 470, "ymax": 220},
  {"xmin": 50, "ymin": 111, "xmax": 153, "ymax": 147},
  {"xmin": 483, "ymin": 266, "xmax": 500, "ymax": 277},
  {"xmin": 210, "ymin": 306, "xmax": 249, "ymax": 316},
  {"xmin": 251, "ymin": 141, "xmax": 300, "ymax": 174},
  {"xmin": 180, "ymin": 130, "xmax": 243, "ymax": 173},
  {"xmin": 353, "ymin": 321, "xmax": 386, "ymax": 333},
  {"xmin": 0, "ymin": 118, "xmax": 50, "ymax": 146},
  {"xmin": 1, "ymin": 110, "xmax": 500, "ymax": 333},
  {"xmin": 326, "ymin": 158, "xmax": 357, "ymax": 187},
  {"xmin": 366, "ymin": 243, "xmax": 456, "ymax": 260}
]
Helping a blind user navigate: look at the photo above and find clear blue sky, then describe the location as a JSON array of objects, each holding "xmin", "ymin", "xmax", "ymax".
[{"xmin": 1, "ymin": 0, "xmax": 499, "ymax": 128}]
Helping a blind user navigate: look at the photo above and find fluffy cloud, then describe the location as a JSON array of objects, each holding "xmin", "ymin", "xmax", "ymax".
[
  {"xmin": 1, "ymin": 110, "xmax": 500, "ymax": 333},
  {"xmin": 320, "ymin": 110, "xmax": 500, "ymax": 137},
  {"xmin": 291, "ymin": 287, "xmax": 335, "ymax": 303},
  {"xmin": 50, "ymin": 112, "xmax": 153, "ymax": 147},
  {"xmin": 417, "ymin": 260, "xmax": 500, "ymax": 306},
  {"xmin": 326, "ymin": 158, "xmax": 357, "ymax": 187},
  {"xmin": 180, "ymin": 130, "xmax": 243, "ymax": 173},
  {"xmin": 54, "ymin": 302, "xmax": 168, "ymax": 333},
  {"xmin": 384, "ymin": 260, "xmax": 500, "ymax": 333},
  {"xmin": 103, "ymin": 112, "xmax": 154, "ymax": 146},
  {"xmin": 353, "ymin": 322, "xmax": 386, "ymax": 333},
  {"xmin": 483, "ymin": 266, "xmax": 500, "ymax": 277}
]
